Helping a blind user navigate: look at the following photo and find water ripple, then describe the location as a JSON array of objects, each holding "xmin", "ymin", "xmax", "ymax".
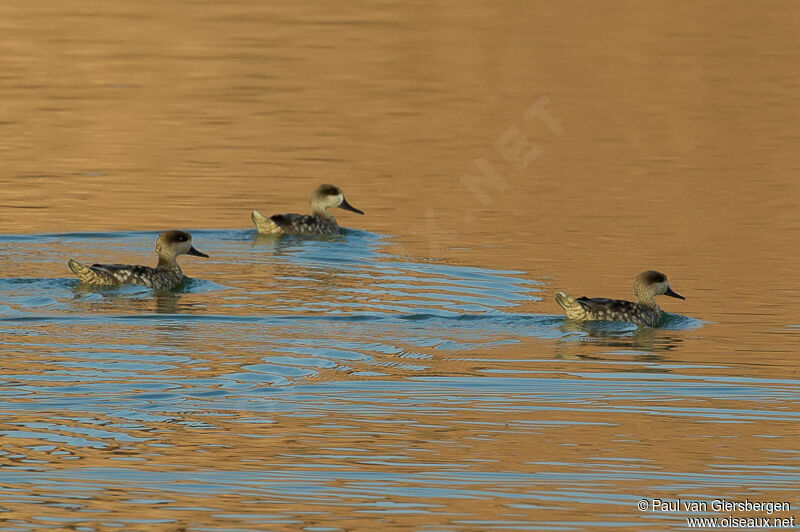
[{"xmin": 0, "ymin": 229, "xmax": 786, "ymax": 531}]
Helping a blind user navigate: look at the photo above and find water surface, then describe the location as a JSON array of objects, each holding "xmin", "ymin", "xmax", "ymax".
[{"xmin": 1, "ymin": 0, "xmax": 800, "ymax": 529}]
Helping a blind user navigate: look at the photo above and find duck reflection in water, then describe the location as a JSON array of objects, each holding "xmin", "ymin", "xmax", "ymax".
[
  {"xmin": 71, "ymin": 284, "xmax": 203, "ymax": 315},
  {"xmin": 557, "ymin": 319, "xmax": 685, "ymax": 356}
]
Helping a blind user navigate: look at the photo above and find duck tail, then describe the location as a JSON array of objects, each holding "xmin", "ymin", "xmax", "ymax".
[
  {"xmin": 68, "ymin": 259, "xmax": 92, "ymax": 281},
  {"xmin": 68, "ymin": 259, "xmax": 107, "ymax": 284},
  {"xmin": 251, "ymin": 210, "xmax": 280, "ymax": 234},
  {"xmin": 555, "ymin": 291, "xmax": 585, "ymax": 320}
]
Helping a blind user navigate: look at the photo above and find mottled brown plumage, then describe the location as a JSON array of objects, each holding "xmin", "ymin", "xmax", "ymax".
[
  {"xmin": 251, "ymin": 184, "xmax": 364, "ymax": 236},
  {"xmin": 555, "ymin": 270, "xmax": 685, "ymax": 327},
  {"xmin": 67, "ymin": 230, "xmax": 208, "ymax": 289}
]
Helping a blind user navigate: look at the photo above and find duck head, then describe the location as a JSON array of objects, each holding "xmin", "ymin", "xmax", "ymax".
[
  {"xmin": 155, "ymin": 230, "xmax": 209, "ymax": 262},
  {"xmin": 633, "ymin": 270, "xmax": 684, "ymax": 305},
  {"xmin": 310, "ymin": 184, "xmax": 364, "ymax": 218}
]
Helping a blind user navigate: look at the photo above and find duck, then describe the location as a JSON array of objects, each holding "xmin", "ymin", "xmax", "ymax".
[
  {"xmin": 555, "ymin": 270, "xmax": 685, "ymax": 327},
  {"xmin": 67, "ymin": 230, "xmax": 208, "ymax": 290},
  {"xmin": 251, "ymin": 184, "xmax": 364, "ymax": 236}
]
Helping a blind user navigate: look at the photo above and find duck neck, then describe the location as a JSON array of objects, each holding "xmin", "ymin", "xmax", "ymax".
[
  {"xmin": 636, "ymin": 294, "xmax": 658, "ymax": 308},
  {"xmin": 312, "ymin": 205, "xmax": 335, "ymax": 221},
  {"xmin": 157, "ymin": 255, "xmax": 181, "ymax": 272}
]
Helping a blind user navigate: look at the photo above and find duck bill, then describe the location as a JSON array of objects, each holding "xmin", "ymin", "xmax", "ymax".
[
  {"xmin": 187, "ymin": 246, "xmax": 209, "ymax": 258},
  {"xmin": 339, "ymin": 197, "xmax": 364, "ymax": 215},
  {"xmin": 665, "ymin": 286, "xmax": 685, "ymax": 300}
]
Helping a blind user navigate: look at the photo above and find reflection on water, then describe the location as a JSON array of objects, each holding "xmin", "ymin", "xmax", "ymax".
[
  {"xmin": 557, "ymin": 316, "xmax": 700, "ymax": 354},
  {"xmin": 1, "ymin": 229, "xmax": 798, "ymax": 529}
]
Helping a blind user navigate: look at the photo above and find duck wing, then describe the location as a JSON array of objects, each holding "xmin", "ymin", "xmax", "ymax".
[
  {"xmin": 574, "ymin": 297, "xmax": 641, "ymax": 320},
  {"xmin": 269, "ymin": 214, "xmax": 339, "ymax": 235},
  {"xmin": 89, "ymin": 264, "xmax": 159, "ymax": 286}
]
